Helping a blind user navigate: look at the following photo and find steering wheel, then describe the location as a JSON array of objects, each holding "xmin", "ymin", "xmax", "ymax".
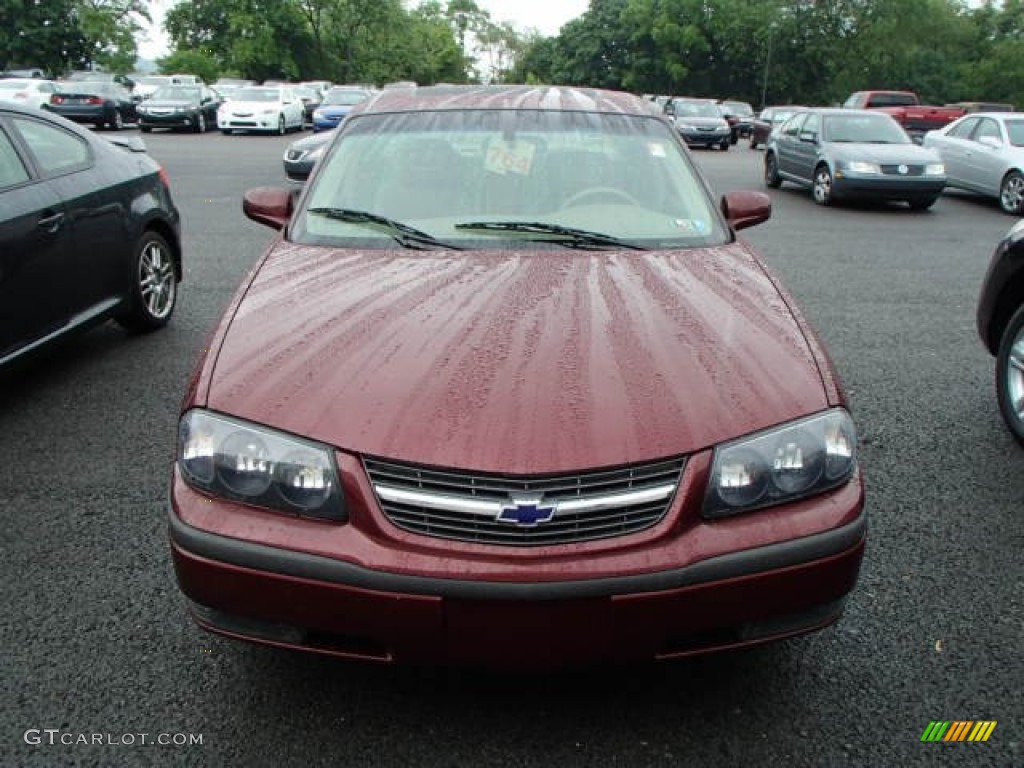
[{"xmin": 560, "ymin": 186, "xmax": 642, "ymax": 210}]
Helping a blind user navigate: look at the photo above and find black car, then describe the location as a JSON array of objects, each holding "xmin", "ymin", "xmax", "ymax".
[
  {"xmin": 0, "ymin": 103, "xmax": 181, "ymax": 368},
  {"xmin": 47, "ymin": 82, "xmax": 137, "ymax": 130},
  {"xmin": 282, "ymin": 130, "xmax": 331, "ymax": 182},
  {"xmin": 138, "ymin": 85, "xmax": 221, "ymax": 133},
  {"xmin": 718, "ymin": 100, "xmax": 754, "ymax": 144},
  {"xmin": 294, "ymin": 86, "xmax": 323, "ymax": 127},
  {"xmin": 977, "ymin": 219, "xmax": 1024, "ymax": 444}
]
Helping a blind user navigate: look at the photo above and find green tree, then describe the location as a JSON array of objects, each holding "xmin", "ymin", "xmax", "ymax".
[
  {"xmin": 0, "ymin": 0, "xmax": 88, "ymax": 75},
  {"xmin": 157, "ymin": 49, "xmax": 220, "ymax": 84},
  {"xmin": 76, "ymin": 0, "xmax": 151, "ymax": 73}
]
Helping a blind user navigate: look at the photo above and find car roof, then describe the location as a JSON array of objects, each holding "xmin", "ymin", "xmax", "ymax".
[{"xmin": 359, "ymin": 85, "xmax": 661, "ymax": 117}]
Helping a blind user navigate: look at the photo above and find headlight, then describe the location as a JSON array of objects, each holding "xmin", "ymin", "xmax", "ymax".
[
  {"xmin": 178, "ymin": 409, "xmax": 346, "ymax": 521},
  {"xmin": 844, "ymin": 161, "xmax": 880, "ymax": 174},
  {"xmin": 924, "ymin": 163, "xmax": 945, "ymax": 176},
  {"xmin": 702, "ymin": 409, "xmax": 856, "ymax": 518},
  {"xmin": 313, "ymin": 109, "xmax": 325, "ymax": 119}
]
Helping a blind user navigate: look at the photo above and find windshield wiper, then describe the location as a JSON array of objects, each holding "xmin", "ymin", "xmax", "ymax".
[
  {"xmin": 454, "ymin": 221, "xmax": 647, "ymax": 251},
  {"xmin": 307, "ymin": 207, "xmax": 462, "ymax": 250}
]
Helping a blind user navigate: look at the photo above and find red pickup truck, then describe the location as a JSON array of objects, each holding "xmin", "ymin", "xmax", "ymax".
[{"xmin": 842, "ymin": 91, "xmax": 965, "ymax": 142}]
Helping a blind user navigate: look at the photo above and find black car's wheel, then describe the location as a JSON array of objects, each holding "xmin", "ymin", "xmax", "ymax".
[
  {"xmin": 1000, "ymin": 171, "xmax": 1024, "ymax": 215},
  {"xmin": 764, "ymin": 153, "xmax": 782, "ymax": 188},
  {"xmin": 749, "ymin": 137, "xmax": 758, "ymax": 149},
  {"xmin": 719, "ymin": 140, "xmax": 729, "ymax": 151},
  {"xmin": 907, "ymin": 197, "xmax": 937, "ymax": 211},
  {"xmin": 277, "ymin": 114, "xmax": 286, "ymax": 135},
  {"xmin": 996, "ymin": 304, "xmax": 1024, "ymax": 445},
  {"xmin": 195, "ymin": 113, "xmax": 206, "ymax": 133},
  {"xmin": 116, "ymin": 231, "xmax": 177, "ymax": 332},
  {"xmin": 812, "ymin": 164, "xmax": 834, "ymax": 206},
  {"xmin": 111, "ymin": 109, "xmax": 124, "ymax": 131}
]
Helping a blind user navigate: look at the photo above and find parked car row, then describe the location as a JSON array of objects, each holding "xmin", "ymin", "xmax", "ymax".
[{"xmin": 761, "ymin": 107, "xmax": 1023, "ymax": 216}]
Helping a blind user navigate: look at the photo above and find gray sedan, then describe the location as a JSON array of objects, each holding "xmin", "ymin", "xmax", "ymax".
[
  {"xmin": 923, "ymin": 113, "xmax": 1024, "ymax": 215},
  {"xmin": 764, "ymin": 108, "xmax": 946, "ymax": 209},
  {"xmin": 283, "ymin": 130, "xmax": 331, "ymax": 182}
]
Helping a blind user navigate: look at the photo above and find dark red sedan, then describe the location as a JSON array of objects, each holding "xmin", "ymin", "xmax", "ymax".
[{"xmin": 170, "ymin": 85, "xmax": 865, "ymax": 666}]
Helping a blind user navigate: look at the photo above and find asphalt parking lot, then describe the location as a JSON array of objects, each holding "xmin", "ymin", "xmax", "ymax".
[{"xmin": 1, "ymin": 128, "xmax": 1021, "ymax": 768}]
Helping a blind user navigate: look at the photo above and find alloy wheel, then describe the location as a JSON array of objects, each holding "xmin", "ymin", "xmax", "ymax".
[
  {"xmin": 1001, "ymin": 172, "xmax": 1023, "ymax": 215},
  {"xmin": 139, "ymin": 237, "xmax": 176, "ymax": 320}
]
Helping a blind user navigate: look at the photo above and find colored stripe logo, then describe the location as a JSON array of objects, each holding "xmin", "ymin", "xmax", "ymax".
[{"xmin": 921, "ymin": 721, "xmax": 997, "ymax": 742}]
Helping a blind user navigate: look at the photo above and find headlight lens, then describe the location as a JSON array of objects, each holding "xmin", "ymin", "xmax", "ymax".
[
  {"xmin": 924, "ymin": 163, "xmax": 945, "ymax": 176},
  {"xmin": 844, "ymin": 161, "xmax": 880, "ymax": 174},
  {"xmin": 313, "ymin": 109, "xmax": 324, "ymax": 119},
  {"xmin": 178, "ymin": 409, "xmax": 346, "ymax": 521},
  {"xmin": 703, "ymin": 409, "xmax": 857, "ymax": 518}
]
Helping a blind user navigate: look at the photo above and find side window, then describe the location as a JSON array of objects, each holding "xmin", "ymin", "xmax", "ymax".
[
  {"xmin": 800, "ymin": 113, "xmax": 821, "ymax": 139},
  {"xmin": 12, "ymin": 117, "xmax": 91, "ymax": 176},
  {"xmin": 0, "ymin": 127, "xmax": 31, "ymax": 190},
  {"xmin": 974, "ymin": 119, "xmax": 1002, "ymax": 144},
  {"xmin": 782, "ymin": 113, "xmax": 808, "ymax": 137},
  {"xmin": 948, "ymin": 117, "xmax": 978, "ymax": 139}
]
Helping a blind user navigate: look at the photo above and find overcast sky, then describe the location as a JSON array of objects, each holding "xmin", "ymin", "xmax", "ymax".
[{"xmin": 138, "ymin": 0, "xmax": 590, "ymax": 59}]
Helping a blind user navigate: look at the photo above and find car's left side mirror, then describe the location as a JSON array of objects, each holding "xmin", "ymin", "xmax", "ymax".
[
  {"xmin": 721, "ymin": 190, "xmax": 771, "ymax": 231},
  {"xmin": 243, "ymin": 187, "xmax": 293, "ymax": 230}
]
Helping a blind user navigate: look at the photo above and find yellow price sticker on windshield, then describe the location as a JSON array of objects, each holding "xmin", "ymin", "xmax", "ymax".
[{"xmin": 485, "ymin": 140, "xmax": 536, "ymax": 176}]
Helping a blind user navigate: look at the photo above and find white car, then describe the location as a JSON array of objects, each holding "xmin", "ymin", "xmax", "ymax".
[
  {"xmin": 217, "ymin": 86, "xmax": 305, "ymax": 135},
  {"xmin": 923, "ymin": 113, "xmax": 1024, "ymax": 215},
  {"xmin": 0, "ymin": 79, "xmax": 61, "ymax": 110}
]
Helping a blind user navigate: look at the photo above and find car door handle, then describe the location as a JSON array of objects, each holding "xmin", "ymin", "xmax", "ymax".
[{"xmin": 38, "ymin": 211, "xmax": 65, "ymax": 231}]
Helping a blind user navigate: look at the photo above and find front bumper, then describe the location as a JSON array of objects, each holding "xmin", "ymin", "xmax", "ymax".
[
  {"xmin": 218, "ymin": 115, "xmax": 279, "ymax": 131},
  {"xmin": 678, "ymin": 130, "xmax": 731, "ymax": 147},
  {"xmin": 169, "ymin": 458, "xmax": 866, "ymax": 666},
  {"xmin": 139, "ymin": 111, "xmax": 199, "ymax": 129},
  {"xmin": 833, "ymin": 173, "xmax": 945, "ymax": 200}
]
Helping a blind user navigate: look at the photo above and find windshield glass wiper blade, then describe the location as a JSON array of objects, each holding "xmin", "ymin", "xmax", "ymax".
[
  {"xmin": 454, "ymin": 220, "xmax": 647, "ymax": 251},
  {"xmin": 307, "ymin": 207, "xmax": 462, "ymax": 250}
]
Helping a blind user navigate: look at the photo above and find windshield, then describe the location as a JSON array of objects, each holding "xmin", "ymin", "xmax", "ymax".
[
  {"xmin": 823, "ymin": 114, "xmax": 911, "ymax": 144},
  {"xmin": 293, "ymin": 109, "xmax": 725, "ymax": 250},
  {"xmin": 673, "ymin": 101, "xmax": 721, "ymax": 118},
  {"xmin": 150, "ymin": 86, "xmax": 200, "ymax": 101},
  {"xmin": 323, "ymin": 89, "xmax": 370, "ymax": 106},
  {"xmin": 723, "ymin": 102, "xmax": 753, "ymax": 116},
  {"xmin": 233, "ymin": 88, "xmax": 281, "ymax": 102}
]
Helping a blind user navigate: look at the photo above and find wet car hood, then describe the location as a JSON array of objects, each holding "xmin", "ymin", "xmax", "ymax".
[{"xmin": 204, "ymin": 242, "xmax": 830, "ymax": 473}]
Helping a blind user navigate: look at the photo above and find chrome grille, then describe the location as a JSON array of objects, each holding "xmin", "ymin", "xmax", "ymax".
[
  {"xmin": 880, "ymin": 164, "xmax": 924, "ymax": 176},
  {"xmin": 365, "ymin": 457, "xmax": 685, "ymax": 547}
]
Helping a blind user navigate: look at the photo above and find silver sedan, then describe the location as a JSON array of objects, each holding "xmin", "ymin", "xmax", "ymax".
[{"xmin": 923, "ymin": 113, "xmax": 1024, "ymax": 215}]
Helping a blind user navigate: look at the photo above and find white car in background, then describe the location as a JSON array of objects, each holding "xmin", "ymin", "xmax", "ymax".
[
  {"xmin": 923, "ymin": 112, "xmax": 1024, "ymax": 215},
  {"xmin": 0, "ymin": 79, "xmax": 61, "ymax": 110},
  {"xmin": 217, "ymin": 86, "xmax": 305, "ymax": 135}
]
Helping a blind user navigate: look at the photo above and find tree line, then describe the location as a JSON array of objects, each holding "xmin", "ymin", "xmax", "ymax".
[{"xmin": 2, "ymin": 0, "xmax": 1020, "ymax": 108}]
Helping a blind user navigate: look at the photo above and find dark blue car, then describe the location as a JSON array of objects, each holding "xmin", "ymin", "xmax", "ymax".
[{"xmin": 311, "ymin": 87, "xmax": 373, "ymax": 132}]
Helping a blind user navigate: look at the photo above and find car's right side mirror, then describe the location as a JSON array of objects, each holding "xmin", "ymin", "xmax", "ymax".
[
  {"xmin": 721, "ymin": 190, "xmax": 772, "ymax": 231},
  {"xmin": 243, "ymin": 187, "xmax": 294, "ymax": 230}
]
